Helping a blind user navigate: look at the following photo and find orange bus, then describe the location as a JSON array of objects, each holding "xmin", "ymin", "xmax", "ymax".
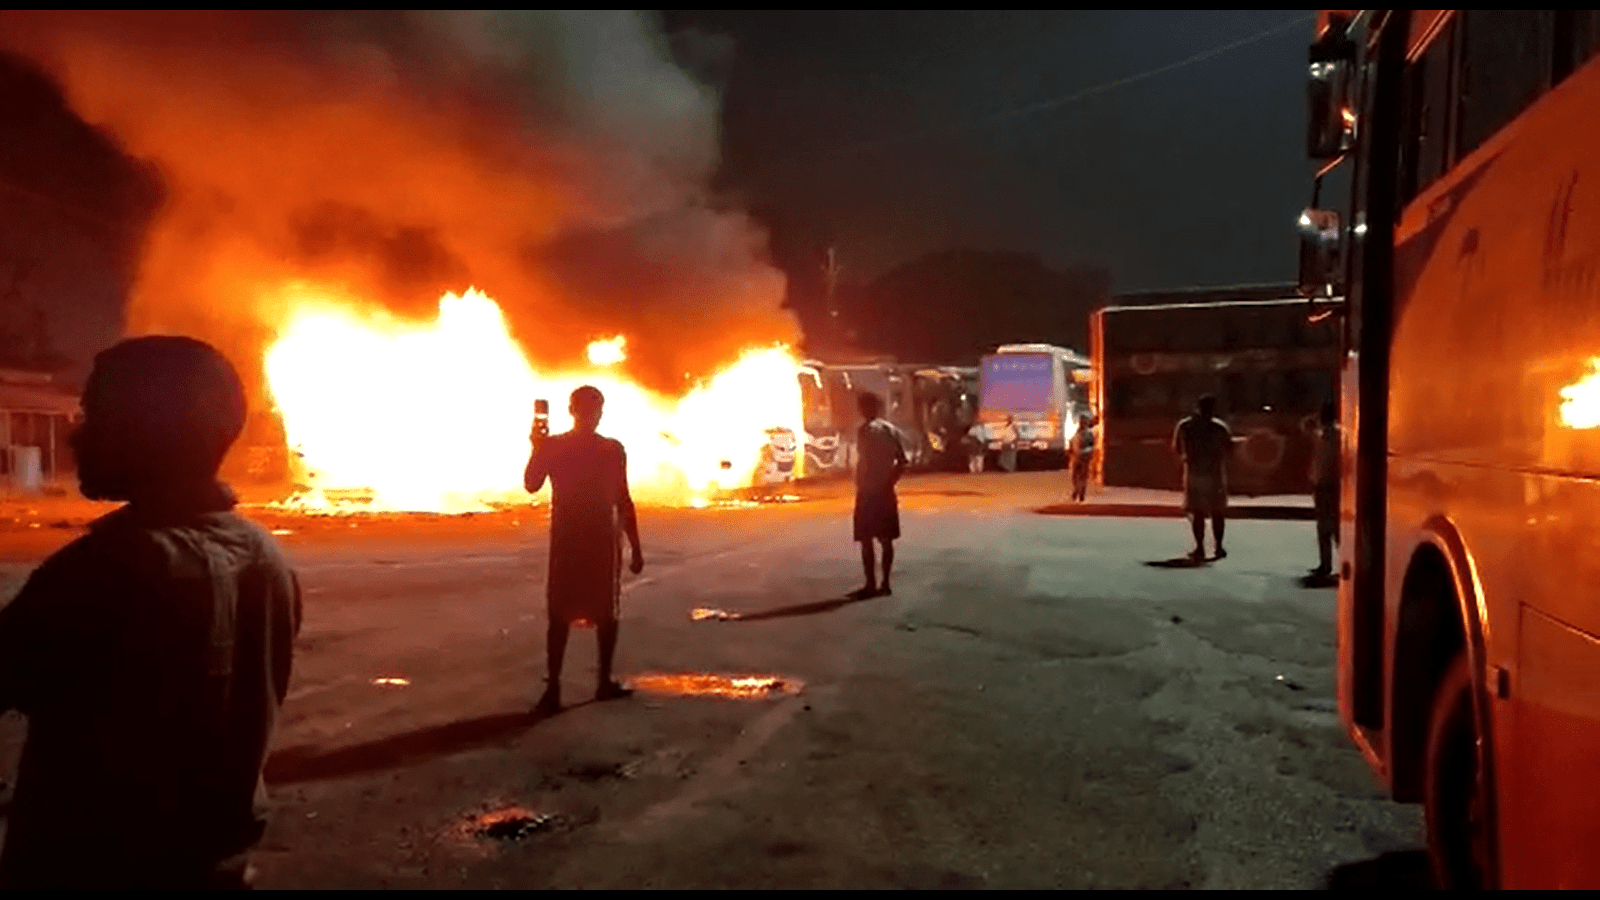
[{"xmin": 1299, "ymin": 10, "xmax": 1600, "ymax": 888}]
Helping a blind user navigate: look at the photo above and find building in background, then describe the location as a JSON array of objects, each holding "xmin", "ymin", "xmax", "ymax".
[{"xmin": 0, "ymin": 367, "xmax": 79, "ymax": 494}]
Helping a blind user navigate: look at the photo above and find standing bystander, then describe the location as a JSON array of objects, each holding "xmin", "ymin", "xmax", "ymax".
[
  {"xmin": 1172, "ymin": 395, "xmax": 1234, "ymax": 562},
  {"xmin": 851, "ymin": 392, "xmax": 908, "ymax": 599}
]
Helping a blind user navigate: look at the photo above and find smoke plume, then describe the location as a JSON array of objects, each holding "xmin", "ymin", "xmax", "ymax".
[{"xmin": 0, "ymin": 11, "xmax": 792, "ymax": 398}]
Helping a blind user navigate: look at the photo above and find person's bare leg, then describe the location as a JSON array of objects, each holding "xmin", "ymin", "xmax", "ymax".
[
  {"xmin": 537, "ymin": 619, "xmax": 568, "ymax": 712},
  {"xmin": 854, "ymin": 539, "xmax": 877, "ymax": 598},
  {"xmin": 596, "ymin": 618, "xmax": 631, "ymax": 700},
  {"xmin": 1212, "ymin": 515, "xmax": 1227, "ymax": 558},
  {"xmin": 1316, "ymin": 514, "xmax": 1335, "ymax": 575},
  {"xmin": 1189, "ymin": 514, "xmax": 1205, "ymax": 559},
  {"xmin": 879, "ymin": 538, "xmax": 895, "ymax": 595}
]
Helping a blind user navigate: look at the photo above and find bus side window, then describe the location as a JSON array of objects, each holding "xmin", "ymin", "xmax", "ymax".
[
  {"xmin": 1457, "ymin": 11, "xmax": 1554, "ymax": 162},
  {"xmin": 1554, "ymin": 10, "xmax": 1600, "ymax": 85},
  {"xmin": 1398, "ymin": 16, "xmax": 1458, "ymax": 210}
]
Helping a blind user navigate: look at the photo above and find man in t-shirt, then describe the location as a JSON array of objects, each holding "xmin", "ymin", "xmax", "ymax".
[
  {"xmin": 1172, "ymin": 395, "xmax": 1234, "ymax": 562},
  {"xmin": 523, "ymin": 385, "xmax": 644, "ymax": 715},
  {"xmin": 851, "ymin": 392, "xmax": 908, "ymax": 599}
]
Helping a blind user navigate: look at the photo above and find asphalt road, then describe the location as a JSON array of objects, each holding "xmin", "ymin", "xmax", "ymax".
[{"xmin": 0, "ymin": 472, "xmax": 1425, "ymax": 889}]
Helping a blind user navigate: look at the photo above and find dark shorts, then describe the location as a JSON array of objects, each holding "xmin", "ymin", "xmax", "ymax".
[{"xmin": 853, "ymin": 488, "xmax": 900, "ymax": 542}]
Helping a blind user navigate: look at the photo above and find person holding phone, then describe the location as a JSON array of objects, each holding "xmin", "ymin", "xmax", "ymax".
[{"xmin": 523, "ymin": 386, "xmax": 643, "ymax": 715}]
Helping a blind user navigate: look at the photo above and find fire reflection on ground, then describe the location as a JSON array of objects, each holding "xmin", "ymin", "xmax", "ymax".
[
  {"xmin": 442, "ymin": 804, "xmax": 564, "ymax": 860},
  {"xmin": 627, "ymin": 672, "xmax": 802, "ymax": 699}
]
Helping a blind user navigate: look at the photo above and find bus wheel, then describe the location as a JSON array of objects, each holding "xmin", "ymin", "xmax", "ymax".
[{"xmin": 1424, "ymin": 651, "xmax": 1491, "ymax": 889}]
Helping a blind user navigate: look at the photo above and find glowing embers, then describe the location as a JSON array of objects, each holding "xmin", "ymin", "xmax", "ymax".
[
  {"xmin": 627, "ymin": 672, "xmax": 803, "ymax": 699},
  {"xmin": 1560, "ymin": 358, "xmax": 1600, "ymax": 429}
]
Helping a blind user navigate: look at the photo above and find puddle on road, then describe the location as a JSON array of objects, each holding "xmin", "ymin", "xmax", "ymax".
[
  {"xmin": 691, "ymin": 607, "xmax": 740, "ymax": 621},
  {"xmin": 628, "ymin": 672, "xmax": 803, "ymax": 700},
  {"xmin": 445, "ymin": 805, "xmax": 563, "ymax": 857},
  {"xmin": 474, "ymin": 807, "xmax": 560, "ymax": 841}
]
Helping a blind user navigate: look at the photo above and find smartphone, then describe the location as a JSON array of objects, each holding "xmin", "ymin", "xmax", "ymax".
[{"xmin": 532, "ymin": 399, "xmax": 550, "ymax": 444}]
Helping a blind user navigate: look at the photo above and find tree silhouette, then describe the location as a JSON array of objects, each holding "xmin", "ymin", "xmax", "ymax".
[{"xmin": 841, "ymin": 249, "xmax": 1111, "ymax": 363}]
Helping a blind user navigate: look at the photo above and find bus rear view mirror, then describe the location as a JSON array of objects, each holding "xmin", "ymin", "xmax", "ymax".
[
  {"xmin": 1298, "ymin": 207, "xmax": 1343, "ymax": 299},
  {"xmin": 1308, "ymin": 17, "xmax": 1356, "ymax": 159}
]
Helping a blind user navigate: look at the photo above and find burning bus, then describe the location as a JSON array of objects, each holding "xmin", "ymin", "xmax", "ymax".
[{"xmin": 0, "ymin": 13, "xmax": 810, "ymax": 514}]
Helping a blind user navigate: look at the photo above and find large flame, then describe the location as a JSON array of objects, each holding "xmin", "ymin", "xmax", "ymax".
[
  {"xmin": 587, "ymin": 335, "xmax": 627, "ymax": 367},
  {"xmin": 265, "ymin": 286, "xmax": 803, "ymax": 512}
]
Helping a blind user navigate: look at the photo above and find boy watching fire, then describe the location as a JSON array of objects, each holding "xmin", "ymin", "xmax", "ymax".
[{"xmin": 0, "ymin": 336, "xmax": 301, "ymax": 889}]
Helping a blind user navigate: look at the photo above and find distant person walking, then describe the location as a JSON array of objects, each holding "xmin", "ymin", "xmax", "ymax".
[
  {"xmin": 852, "ymin": 392, "xmax": 908, "ymax": 599},
  {"xmin": 997, "ymin": 415, "xmax": 1019, "ymax": 472},
  {"xmin": 1069, "ymin": 412, "xmax": 1096, "ymax": 502},
  {"xmin": 524, "ymin": 385, "xmax": 643, "ymax": 716},
  {"xmin": 0, "ymin": 336, "xmax": 301, "ymax": 889},
  {"xmin": 1307, "ymin": 400, "xmax": 1341, "ymax": 581},
  {"xmin": 1173, "ymin": 395, "xmax": 1234, "ymax": 562}
]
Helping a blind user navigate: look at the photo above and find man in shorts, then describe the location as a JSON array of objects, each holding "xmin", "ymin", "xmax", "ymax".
[
  {"xmin": 524, "ymin": 385, "xmax": 644, "ymax": 715},
  {"xmin": 851, "ymin": 392, "xmax": 907, "ymax": 599},
  {"xmin": 1172, "ymin": 395, "xmax": 1234, "ymax": 562}
]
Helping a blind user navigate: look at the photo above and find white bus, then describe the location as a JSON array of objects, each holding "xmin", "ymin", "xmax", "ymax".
[{"xmin": 977, "ymin": 343, "xmax": 1092, "ymax": 469}]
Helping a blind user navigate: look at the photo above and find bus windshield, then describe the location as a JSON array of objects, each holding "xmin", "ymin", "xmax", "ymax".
[
  {"xmin": 981, "ymin": 354, "xmax": 1053, "ymax": 412},
  {"xmin": 798, "ymin": 370, "xmax": 830, "ymax": 433}
]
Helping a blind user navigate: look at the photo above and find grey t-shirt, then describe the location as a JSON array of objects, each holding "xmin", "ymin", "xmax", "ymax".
[{"xmin": 856, "ymin": 418, "xmax": 908, "ymax": 493}]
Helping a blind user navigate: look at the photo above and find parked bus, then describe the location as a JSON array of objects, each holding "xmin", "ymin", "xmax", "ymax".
[
  {"xmin": 830, "ymin": 362, "xmax": 927, "ymax": 468},
  {"xmin": 1300, "ymin": 10, "xmax": 1600, "ymax": 888},
  {"xmin": 977, "ymin": 343, "xmax": 1091, "ymax": 469},
  {"xmin": 910, "ymin": 365, "xmax": 981, "ymax": 471},
  {"xmin": 1089, "ymin": 290, "xmax": 1340, "ymax": 496}
]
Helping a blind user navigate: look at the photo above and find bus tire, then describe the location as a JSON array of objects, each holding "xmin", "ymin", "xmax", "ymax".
[{"xmin": 1425, "ymin": 651, "xmax": 1492, "ymax": 889}]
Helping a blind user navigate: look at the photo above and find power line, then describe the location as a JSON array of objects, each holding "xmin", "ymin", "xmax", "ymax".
[{"xmin": 771, "ymin": 13, "xmax": 1317, "ymax": 166}]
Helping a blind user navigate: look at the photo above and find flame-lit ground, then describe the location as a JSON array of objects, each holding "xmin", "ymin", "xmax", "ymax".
[{"xmin": 0, "ymin": 472, "xmax": 1424, "ymax": 889}]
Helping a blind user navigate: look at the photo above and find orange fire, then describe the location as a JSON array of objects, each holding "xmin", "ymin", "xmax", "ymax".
[
  {"xmin": 1560, "ymin": 358, "xmax": 1600, "ymax": 429},
  {"xmin": 265, "ymin": 286, "xmax": 804, "ymax": 512},
  {"xmin": 587, "ymin": 335, "xmax": 627, "ymax": 367}
]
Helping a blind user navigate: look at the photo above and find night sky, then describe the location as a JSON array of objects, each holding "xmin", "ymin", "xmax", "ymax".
[{"xmin": 663, "ymin": 10, "xmax": 1316, "ymax": 293}]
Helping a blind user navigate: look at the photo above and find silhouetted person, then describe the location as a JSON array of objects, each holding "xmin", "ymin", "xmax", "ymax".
[
  {"xmin": 1173, "ymin": 395, "xmax": 1233, "ymax": 561},
  {"xmin": 1069, "ymin": 412, "xmax": 1096, "ymax": 502},
  {"xmin": 852, "ymin": 392, "xmax": 907, "ymax": 599},
  {"xmin": 0, "ymin": 336, "xmax": 301, "ymax": 889},
  {"xmin": 1307, "ymin": 400, "xmax": 1341, "ymax": 580},
  {"xmin": 997, "ymin": 415, "xmax": 1019, "ymax": 472},
  {"xmin": 524, "ymin": 386, "xmax": 642, "ymax": 715}
]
